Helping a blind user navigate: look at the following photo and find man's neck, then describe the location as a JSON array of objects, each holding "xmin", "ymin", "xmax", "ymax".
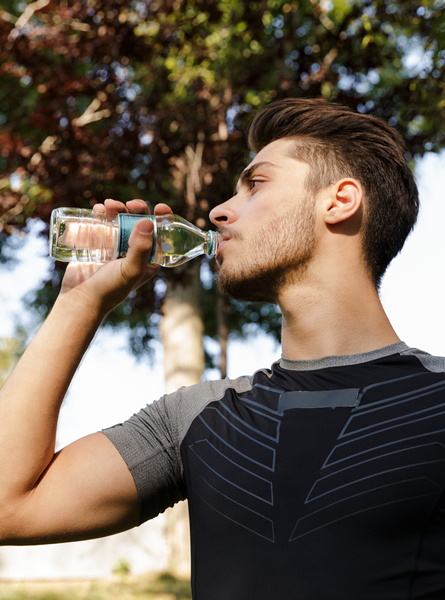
[{"xmin": 278, "ymin": 273, "xmax": 400, "ymax": 361}]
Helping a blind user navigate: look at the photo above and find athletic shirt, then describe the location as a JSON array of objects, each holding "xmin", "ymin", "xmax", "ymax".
[{"xmin": 102, "ymin": 342, "xmax": 445, "ymax": 599}]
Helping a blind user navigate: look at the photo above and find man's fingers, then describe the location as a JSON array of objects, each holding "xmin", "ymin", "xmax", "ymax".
[
  {"xmin": 154, "ymin": 203, "xmax": 173, "ymax": 216},
  {"xmin": 93, "ymin": 199, "xmax": 167, "ymax": 218},
  {"xmin": 126, "ymin": 199, "xmax": 150, "ymax": 214},
  {"xmin": 103, "ymin": 199, "xmax": 128, "ymax": 214}
]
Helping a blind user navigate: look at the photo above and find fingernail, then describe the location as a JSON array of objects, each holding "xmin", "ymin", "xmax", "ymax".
[{"xmin": 137, "ymin": 219, "xmax": 154, "ymax": 235}]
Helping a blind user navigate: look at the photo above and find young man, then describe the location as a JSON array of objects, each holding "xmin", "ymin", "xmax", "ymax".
[{"xmin": 0, "ymin": 98, "xmax": 444, "ymax": 599}]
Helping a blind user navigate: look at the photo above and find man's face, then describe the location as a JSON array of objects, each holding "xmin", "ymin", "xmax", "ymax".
[{"xmin": 209, "ymin": 138, "xmax": 318, "ymax": 303}]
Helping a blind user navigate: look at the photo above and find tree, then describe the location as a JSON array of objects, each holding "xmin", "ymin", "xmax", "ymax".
[
  {"xmin": 1, "ymin": 0, "xmax": 444, "ymax": 369},
  {"xmin": 0, "ymin": 0, "xmax": 444, "ymax": 572}
]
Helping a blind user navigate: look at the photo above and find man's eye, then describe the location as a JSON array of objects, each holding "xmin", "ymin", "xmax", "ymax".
[{"xmin": 248, "ymin": 179, "xmax": 262, "ymax": 190}]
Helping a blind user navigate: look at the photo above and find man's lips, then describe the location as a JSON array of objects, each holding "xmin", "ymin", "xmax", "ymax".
[{"xmin": 216, "ymin": 235, "xmax": 231, "ymax": 260}]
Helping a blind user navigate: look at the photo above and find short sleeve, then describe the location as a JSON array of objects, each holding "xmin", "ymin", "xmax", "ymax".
[
  {"xmin": 102, "ymin": 392, "xmax": 186, "ymax": 524},
  {"xmin": 102, "ymin": 376, "xmax": 254, "ymax": 524}
]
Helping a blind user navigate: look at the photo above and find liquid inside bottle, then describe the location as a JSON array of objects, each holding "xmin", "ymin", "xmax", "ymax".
[
  {"xmin": 155, "ymin": 215, "xmax": 217, "ymax": 267},
  {"xmin": 50, "ymin": 208, "xmax": 219, "ymax": 267},
  {"xmin": 50, "ymin": 209, "xmax": 117, "ymax": 263}
]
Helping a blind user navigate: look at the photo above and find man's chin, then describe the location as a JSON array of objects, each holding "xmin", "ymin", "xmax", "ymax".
[{"xmin": 216, "ymin": 269, "xmax": 279, "ymax": 304}]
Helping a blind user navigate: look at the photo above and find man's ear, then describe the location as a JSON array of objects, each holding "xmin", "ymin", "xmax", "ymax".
[{"xmin": 323, "ymin": 178, "xmax": 363, "ymax": 225}]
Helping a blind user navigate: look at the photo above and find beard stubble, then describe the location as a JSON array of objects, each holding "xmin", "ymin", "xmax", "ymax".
[{"xmin": 216, "ymin": 198, "xmax": 317, "ymax": 303}]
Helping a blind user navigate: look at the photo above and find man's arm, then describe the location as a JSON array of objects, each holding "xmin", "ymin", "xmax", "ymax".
[{"xmin": 0, "ymin": 200, "xmax": 170, "ymax": 544}]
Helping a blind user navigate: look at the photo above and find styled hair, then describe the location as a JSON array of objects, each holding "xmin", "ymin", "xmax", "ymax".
[{"xmin": 248, "ymin": 98, "xmax": 419, "ymax": 287}]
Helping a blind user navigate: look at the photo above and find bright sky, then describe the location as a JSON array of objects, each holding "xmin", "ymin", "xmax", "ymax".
[{"xmin": 0, "ymin": 150, "xmax": 444, "ymax": 450}]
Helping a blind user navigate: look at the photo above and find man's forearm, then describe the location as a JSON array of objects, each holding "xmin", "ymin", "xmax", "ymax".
[{"xmin": 0, "ymin": 291, "xmax": 104, "ymax": 501}]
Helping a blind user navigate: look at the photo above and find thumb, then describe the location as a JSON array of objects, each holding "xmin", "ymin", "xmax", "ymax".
[
  {"xmin": 135, "ymin": 217, "xmax": 155, "ymax": 239},
  {"xmin": 121, "ymin": 217, "xmax": 158, "ymax": 280}
]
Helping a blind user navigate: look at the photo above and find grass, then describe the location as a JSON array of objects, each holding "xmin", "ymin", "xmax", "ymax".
[{"xmin": 0, "ymin": 572, "xmax": 192, "ymax": 600}]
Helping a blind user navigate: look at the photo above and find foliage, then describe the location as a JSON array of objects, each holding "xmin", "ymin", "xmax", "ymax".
[
  {"xmin": 0, "ymin": 229, "xmax": 22, "ymax": 267},
  {"xmin": 0, "ymin": 332, "xmax": 26, "ymax": 387},
  {"xmin": 0, "ymin": 571, "xmax": 192, "ymax": 600},
  {"xmin": 0, "ymin": 0, "xmax": 444, "ymax": 367},
  {"xmin": 112, "ymin": 556, "xmax": 132, "ymax": 576}
]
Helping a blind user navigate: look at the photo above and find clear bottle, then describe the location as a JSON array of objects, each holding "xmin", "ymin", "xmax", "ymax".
[{"xmin": 49, "ymin": 207, "xmax": 220, "ymax": 267}]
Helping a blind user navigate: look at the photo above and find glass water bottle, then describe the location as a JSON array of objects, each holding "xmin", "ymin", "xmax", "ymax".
[{"xmin": 49, "ymin": 208, "xmax": 220, "ymax": 267}]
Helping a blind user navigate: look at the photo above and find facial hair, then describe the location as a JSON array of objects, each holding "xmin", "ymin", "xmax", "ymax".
[{"xmin": 216, "ymin": 198, "xmax": 316, "ymax": 303}]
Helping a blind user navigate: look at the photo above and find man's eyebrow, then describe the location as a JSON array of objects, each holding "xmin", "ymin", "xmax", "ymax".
[{"xmin": 235, "ymin": 161, "xmax": 279, "ymax": 193}]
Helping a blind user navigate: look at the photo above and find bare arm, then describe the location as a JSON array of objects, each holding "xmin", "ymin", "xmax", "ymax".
[{"xmin": 0, "ymin": 200, "xmax": 171, "ymax": 544}]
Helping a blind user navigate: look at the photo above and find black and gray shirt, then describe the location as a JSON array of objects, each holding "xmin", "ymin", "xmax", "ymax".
[{"xmin": 103, "ymin": 342, "xmax": 445, "ymax": 599}]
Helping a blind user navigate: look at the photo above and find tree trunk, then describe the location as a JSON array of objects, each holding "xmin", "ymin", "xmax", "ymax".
[{"xmin": 159, "ymin": 261, "xmax": 204, "ymax": 576}]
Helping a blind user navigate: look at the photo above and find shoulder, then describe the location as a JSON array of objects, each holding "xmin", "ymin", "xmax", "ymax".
[
  {"xmin": 400, "ymin": 347, "xmax": 445, "ymax": 373},
  {"xmin": 163, "ymin": 374, "xmax": 257, "ymax": 441},
  {"xmin": 103, "ymin": 369, "xmax": 274, "ymax": 460}
]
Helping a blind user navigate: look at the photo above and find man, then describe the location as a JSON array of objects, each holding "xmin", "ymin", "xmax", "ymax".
[{"xmin": 0, "ymin": 98, "xmax": 444, "ymax": 599}]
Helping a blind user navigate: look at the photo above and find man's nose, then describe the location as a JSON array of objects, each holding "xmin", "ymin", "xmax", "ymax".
[{"xmin": 209, "ymin": 196, "xmax": 238, "ymax": 227}]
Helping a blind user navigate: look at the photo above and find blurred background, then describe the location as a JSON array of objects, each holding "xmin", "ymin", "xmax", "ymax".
[{"xmin": 0, "ymin": 0, "xmax": 444, "ymax": 593}]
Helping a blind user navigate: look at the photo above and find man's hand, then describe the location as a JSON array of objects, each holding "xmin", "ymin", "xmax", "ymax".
[{"xmin": 60, "ymin": 199, "xmax": 173, "ymax": 315}]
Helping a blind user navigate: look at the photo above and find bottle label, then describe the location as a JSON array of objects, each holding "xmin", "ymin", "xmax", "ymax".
[{"xmin": 118, "ymin": 214, "xmax": 155, "ymax": 261}]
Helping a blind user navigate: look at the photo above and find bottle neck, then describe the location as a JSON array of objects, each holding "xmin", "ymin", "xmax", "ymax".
[{"xmin": 207, "ymin": 231, "xmax": 220, "ymax": 256}]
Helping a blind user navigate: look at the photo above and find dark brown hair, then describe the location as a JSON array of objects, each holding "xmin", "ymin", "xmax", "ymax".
[{"xmin": 248, "ymin": 98, "xmax": 419, "ymax": 287}]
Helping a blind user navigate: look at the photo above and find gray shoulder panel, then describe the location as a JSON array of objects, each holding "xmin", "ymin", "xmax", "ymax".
[
  {"xmin": 174, "ymin": 376, "xmax": 254, "ymax": 448},
  {"xmin": 400, "ymin": 347, "xmax": 445, "ymax": 373}
]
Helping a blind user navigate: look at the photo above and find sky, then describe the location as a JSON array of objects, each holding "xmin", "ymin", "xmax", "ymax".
[{"xmin": 0, "ymin": 150, "xmax": 444, "ymax": 451}]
